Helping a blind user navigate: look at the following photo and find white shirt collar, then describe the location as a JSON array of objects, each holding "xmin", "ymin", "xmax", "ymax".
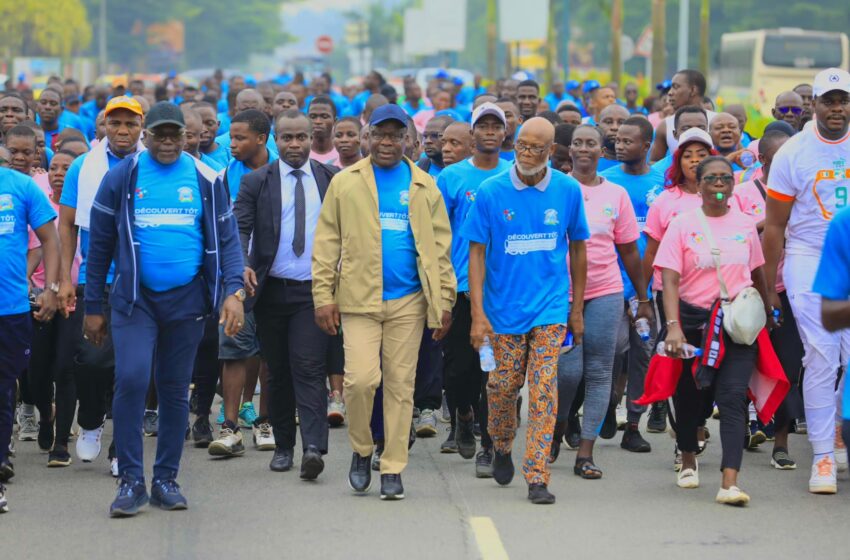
[
  {"xmin": 279, "ymin": 158, "xmax": 313, "ymax": 178},
  {"xmin": 510, "ymin": 165, "xmax": 551, "ymax": 192}
]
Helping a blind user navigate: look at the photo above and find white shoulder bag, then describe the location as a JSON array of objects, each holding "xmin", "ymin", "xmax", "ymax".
[{"xmin": 696, "ymin": 209, "xmax": 765, "ymax": 346}]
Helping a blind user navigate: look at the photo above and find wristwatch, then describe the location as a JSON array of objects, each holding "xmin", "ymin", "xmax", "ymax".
[
  {"xmin": 48, "ymin": 282, "xmax": 60, "ymax": 294},
  {"xmin": 233, "ymin": 288, "xmax": 247, "ymax": 302}
]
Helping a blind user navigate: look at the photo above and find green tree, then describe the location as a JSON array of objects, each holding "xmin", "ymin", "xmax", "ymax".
[{"xmin": 0, "ymin": 0, "xmax": 92, "ymax": 63}]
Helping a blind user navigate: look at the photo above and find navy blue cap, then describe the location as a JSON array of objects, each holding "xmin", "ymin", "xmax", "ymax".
[
  {"xmin": 583, "ymin": 80, "xmax": 601, "ymax": 94},
  {"xmin": 565, "ymin": 80, "xmax": 581, "ymax": 90},
  {"xmin": 656, "ymin": 79, "xmax": 672, "ymax": 92},
  {"xmin": 369, "ymin": 104, "xmax": 409, "ymax": 127}
]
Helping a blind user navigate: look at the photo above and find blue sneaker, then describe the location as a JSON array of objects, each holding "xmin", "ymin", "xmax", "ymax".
[
  {"xmin": 109, "ymin": 476, "xmax": 149, "ymax": 518},
  {"xmin": 216, "ymin": 403, "xmax": 225, "ymax": 425},
  {"xmin": 150, "ymin": 478, "xmax": 188, "ymax": 511},
  {"xmin": 238, "ymin": 402, "xmax": 258, "ymax": 428}
]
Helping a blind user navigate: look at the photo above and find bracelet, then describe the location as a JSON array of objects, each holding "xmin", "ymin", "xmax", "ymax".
[
  {"xmin": 665, "ymin": 319, "xmax": 679, "ymax": 326},
  {"xmin": 637, "ymin": 298, "xmax": 651, "ymax": 304}
]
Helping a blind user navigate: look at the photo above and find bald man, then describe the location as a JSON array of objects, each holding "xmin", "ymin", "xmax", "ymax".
[
  {"xmin": 598, "ymin": 104, "xmax": 629, "ymax": 170},
  {"xmin": 440, "ymin": 122, "xmax": 473, "ymax": 166},
  {"xmin": 709, "ymin": 112, "xmax": 743, "ymax": 161},
  {"xmin": 463, "ymin": 117, "xmax": 589, "ymax": 504},
  {"xmin": 772, "ymin": 91, "xmax": 805, "ymax": 131}
]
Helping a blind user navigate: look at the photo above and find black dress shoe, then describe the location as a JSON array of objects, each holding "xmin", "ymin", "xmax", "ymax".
[
  {"xmin": 349, "ymin": 452, "xmax": 372, "ymax": 493},
  {"xmin": 493, "ymin": 451, "xmax": 514, "ymax": 486},
  {"xmin": 0, "ymin": 459, "xmax": 14, "ymax": 482},
  {"xmin": 300, "ymin": 445, "xmax": 324, "ymax": 480},
  {"xmin": 380, "ymin": 474, "xmax": 404, "ymax": 500},
  {"xmin": 527, "ymin": 483, "xmax": 555, "ymax": 504},
  {"xmin": 269, "ymin": 447, "xmax": 294, "ymax": 472}
]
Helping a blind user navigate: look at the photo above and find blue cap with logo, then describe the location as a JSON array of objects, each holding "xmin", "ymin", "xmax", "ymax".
[
  {"xmin": 369, "ymin": 104, "xmax": 409, "ymax": 127},
  {"xmin": 565, "ymin": 80, "xmax": 581, "ymax": 91},
  {"xmin": 583, "ymin": 80, "xmax": 601, "ymax": 94}
]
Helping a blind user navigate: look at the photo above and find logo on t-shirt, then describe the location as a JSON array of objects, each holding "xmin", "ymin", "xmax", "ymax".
[
  {"xmin": 0, "ymin": 194, "xmax": 13, "ymax": 211},
  {"xmin": 833, "ymin": 158, "xmax": 846, "ymax": 178},
  {"xmin": 135, "ymin": 188, "xmax": 148, "ymax": 200},
  {"xmin": 646, "ymin": 184, "xmax": 663, "ymax": 206},
  {"xmin": 0, "ymin": 194, "xmax": 13, "ymax": 235},
  {"xmin": 723, "ymin": 234, "xmax": 747, "ymax": 244},
  {"xmin": 543, "ymin": 209, "xmax": 559, "ymax": 226},
  {"xmin": 177, "ymin": 186, "xmax": 194, "ymax": 203},
  {"xmin": 503, "ymin": 208, "xmax": 515, "ymax": 222},
  {"xmin": 465, "ymin": 190, "xmax": 476, "ymax": 202},
  {"xmin": 399, "ymin": 191, "xmax": 410, "ymax": 206},
  {"xmin": 688, "ymin": 232, "xmax": 705, "ymax": 245},
  {"xmin": 602, "ymin": 204, "xmax": 617, "ymax": 219}
]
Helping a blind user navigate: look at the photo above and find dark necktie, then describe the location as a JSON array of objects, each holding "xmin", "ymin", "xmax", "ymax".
[{"xmin": 291, "ymin": 169, "xmax": 306, "ymax": 257}]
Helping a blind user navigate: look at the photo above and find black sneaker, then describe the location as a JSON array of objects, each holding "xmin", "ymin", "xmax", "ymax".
[
  {"xmin": 550, "ymin": 421, "xmax": 566, "ymax": 463},
  {"xmin": 476, "ymin": 447, "xmax": 494, "ymax": 478},
  {"xmin": 493, "ymin": 451, "xmax": 514, "ymax": 486},
  {"xmin": 380, "ymin": 473, "xmax": 404, "ymax": 500},
  {"xmin": 192, "ymin": 415, "xmax": 214, "ymax": 448},
  {"xmin": 527, "ymin": 483, "xmax": 556, "ymax": 505},
  {"xmin": 348, "ymin": 452, "xmax": 372, "ymax": 493},
  {"xmin": 48, "ymin": 444, "xmax": 72, "ymax": 467},
  {"xmin": 441, "ymin": 428, "xmax": 459, "ymax": 453},
  {"xmin": 473, "ymin": 421, "xmax": 482, "ymax": 439},
  {"xmin": 647, "ymin": 402, "xmax": 668, "ymax": 433},
  {"xmin": 620, "ymin": 423, "xmax": 651, "ymax": 453},
  {"xmin": 38, "ymin": 420, "xmax": 54, "ymax": 451},
  {"xmin": 455, "ymin": 413, "xmax": 476, "ymax": 459},
  {"xmin": 599, "ymin": 401, "xmax": 618, "ymax": 439},
  {"xmin": 0, "ymin": 459, "xmax": 13, "ymax": 482}
]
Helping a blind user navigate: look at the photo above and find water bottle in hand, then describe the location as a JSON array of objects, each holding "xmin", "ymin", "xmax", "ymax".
[
  {"xmin": 479, "ymin": 336, "xmax": 496, "ymax": 372},
  {"xmin": 656, "ymin": 341, "xmax": 702, "ymax": 359},
  {"xmin": 635, "ymin": 317, "xmax": 651, "ymax": 342},
  {"xmin": 560, "ymin": 331, "xmax": 575, "ymax": 355}
]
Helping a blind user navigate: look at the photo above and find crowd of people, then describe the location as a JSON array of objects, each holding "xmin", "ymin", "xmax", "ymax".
[{"xmin": 1, "ymin": 61, "xmax": 850, "ymax": 516}]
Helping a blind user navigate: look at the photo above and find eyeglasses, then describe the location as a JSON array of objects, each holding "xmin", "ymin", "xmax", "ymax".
[
  {"xmin": 515, "ymin": 142, "xmax": 551, "ymax": 156},
  {"xmin": 702, "ymin": 174, "xmax": 734, "ymax": 186},
  {"xmin": 371, "ymin": 131, "xmax": 406, "ymax": 142},
  {"xmin": 147, "ymin": 130, "xmax": 185, "ymax": 142},
  {"xmin": 776, "ymin": 106, "xmax": 803, "ymax": 115}
]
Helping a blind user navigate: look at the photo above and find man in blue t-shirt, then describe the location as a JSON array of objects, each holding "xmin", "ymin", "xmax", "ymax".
[
  {"xmin": 437, "ymin": 103, "xmax": 511, "ymax": 471},
  {"xmin": 418, "ymin": 116, "xmax": 452, "ymax": 177},
  {"xmin": 84, "ymin": 102, "xmax": 245, "ymax": 517},
  {"xmin": 601, "ymin": 116, "xmax": 665, "ymax": 450},
  {"xmin": 194, "ymin": 102, "xmax": 229, "ymax": 170},
  {"xmin": 222, "ymin": 110, "xmax": 271, "ymax": 201},
  {"xmin": 462, "ymin": 117, "xmax": 589, "ymax": 504},
  {"xmin": 214, "ymin": 90, "xmax": 278, "ymax": 161},
  {"xmin": 598, "ymin": 104, "xmax": 629, "ymax": 172},
  {"xmin": 37, "ymin": 89, "xmax": 84, "ymax": 150},
  {"xmin": 57, "ymin": 96, "xmax": 144, "ymax": 471},
  {"xmin": 0, "ymin": 167, "xmax": 59, "ymax": 510}
]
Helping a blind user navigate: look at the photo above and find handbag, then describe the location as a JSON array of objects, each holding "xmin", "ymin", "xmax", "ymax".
[{"xmin": 696, "ymin": 209, "xmax": 765, "ymax": 346}]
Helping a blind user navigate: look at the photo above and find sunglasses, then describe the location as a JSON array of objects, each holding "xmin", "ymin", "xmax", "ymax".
[
  {"xmin": 703, "ymin": 174, "xmax": 734, "ymax": 186},
  {"xmin": 776, "ymin": 106, "xmax": 803, "ymax": 116}
]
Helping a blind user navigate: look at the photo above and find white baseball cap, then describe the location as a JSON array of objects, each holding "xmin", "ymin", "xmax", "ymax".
[
  {"xmin": 813, "ymin": 68, "xmax": 850, "ymax": 97},
  {"xmin": 472, "ymin": 102, "xmax": 507, "ymax": 127},
  {"xmin": 677, "ymin": 127, "xmax": 714, "ymax": 150}
]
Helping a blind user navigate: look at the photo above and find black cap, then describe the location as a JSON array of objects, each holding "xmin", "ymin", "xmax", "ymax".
[{"xmin": 145, "ymin": 101, "xmax": 185, "ymax": 129}]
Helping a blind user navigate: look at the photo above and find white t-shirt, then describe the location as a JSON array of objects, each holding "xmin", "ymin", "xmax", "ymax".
[{"xmin": 767, "ymin": 125, "xmax": 850, "ymax": 258}]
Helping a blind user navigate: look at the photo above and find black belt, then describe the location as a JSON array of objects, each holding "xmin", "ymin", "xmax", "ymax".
[{"xmin": 268, "ymin": 277, "xmax": 312, "ymax": 287}]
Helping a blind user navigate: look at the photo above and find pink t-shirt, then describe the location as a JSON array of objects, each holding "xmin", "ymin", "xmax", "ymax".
[
  {"xmin": 30, "ymin": 173, "xmax": 81, "ymax": 290},
  {"xmin": 734, "ymin": 180, "xmax": 785, "ymax": 292},
  {"xmin": 413, "ymin": 109, "xmax": 436, "ymax": 133},
  {"xmin": 569, "ymin": 178, "xmax": 639, "ymax": 300},
  {"xmin": 310, "ymin": 147, "xmax": 339, "ymax": 165},
  {"xmin": 654, "ymin": 208, "xmax": 765, "ymax": 310},
  {"xmin": 644, "ymin": 186, "xmax": 704, "ymax": 288}
]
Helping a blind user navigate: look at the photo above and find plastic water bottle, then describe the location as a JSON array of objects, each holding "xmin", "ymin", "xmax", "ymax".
[
  {"xmin": 740, "ymin": 150, "xmax": 756, "ymax": 168},
  {"xmin": 479, "ymin": 336, "xmax": 496, "ymax": 372},
  {"xmin": 560, "ymin": 331, "xmax": 575, "ymax": 355},
  {"xmin": 655, "ymin": 341, "xmax": 703, "ymax": 359},
  {"xmin": 635, "ymin": 318, "xmax": 651, "ymax": 342}
]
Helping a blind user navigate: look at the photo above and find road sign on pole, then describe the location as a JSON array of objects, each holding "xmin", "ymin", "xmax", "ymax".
[{"xmin": 316, "ymin": 35, "xmax": 334, "ymax": 55}]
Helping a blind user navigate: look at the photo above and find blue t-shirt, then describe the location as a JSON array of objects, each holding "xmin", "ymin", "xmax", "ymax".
[
  {"xmin": 202, "ymin": 143, "xmax": 230, "ymax": 169},
  {"xmin": 351, "ymin": 91, "xmax": 372, "ymax": 117},
  {"xmin": 402, "ymin": 101, "xmax": 426, "ymax": 117},
  {"xmin": 460, "ymin": 167, "xmax": 590, "ymax": 334},
  {"xmin": 0, "ymin": 169, "xmax": 56, "ymax": 315},
  {"xmin": 437, "ymin": 158, "xmax": 511, "ymax": 293},
  {"xmin": 374, "ymin": 162, "xmax": 421, "ymax": 301},
  {"xmin": 499, "ymin": 150, "xmax": 516, "ymax": 162},
  {"xmin": 214, "ymin": 131, "xmax": 278, "ymax": 162},
  {"xmin": 427, "ymin": 161, "xmax": 443, "ymax": 178},
  {"xmin": 601, "ymin": 164, "xmax": 666, "ymax": 299},
  {"xmin": 813, "ymin": 206, "xmax": 850, "ymax": 419},
  {"xmin": 598, "ymin": 157, "xmax": 619, "ymax": 172},
  {"xmin": 200, "ymin": 152, "xmax": 226, "ymax": 172},
  {"xmin": 59, "ymin": 150, "xmax": 122, "ymax": 285},
  {"xmin": 651, "ymin": 155, "xmax": 673, "ymax": 186},
  {"xmin": 217, "ymin": 112, "xmax": 231, "ymax": 135},
  {"xmin": 132, "ymin": 153, "xmax": 204, "ymax": 292},
  {"xmin": 223, "ymin": 150, "xmax": 269, "ymax": 201}
]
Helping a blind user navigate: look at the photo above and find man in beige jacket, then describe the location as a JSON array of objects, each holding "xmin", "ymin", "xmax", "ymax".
[{"xmin": 312, "ymin": 105, "xmax": 455, "ymax": 501}]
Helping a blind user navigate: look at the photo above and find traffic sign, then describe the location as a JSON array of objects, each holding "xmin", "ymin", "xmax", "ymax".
[{"xmin": 316, "ymin": 35, "xmax": 334, "ymax": 55}]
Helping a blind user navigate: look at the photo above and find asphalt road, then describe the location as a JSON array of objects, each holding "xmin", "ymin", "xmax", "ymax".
[{"xmin": 3, "ymin": 393, "xmax": 849, "ymax": 559}]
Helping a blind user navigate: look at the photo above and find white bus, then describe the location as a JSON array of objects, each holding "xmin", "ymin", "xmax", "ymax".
[{"xmin": 716, "ymin": 28, "xmax": 849, "ymax": 116}]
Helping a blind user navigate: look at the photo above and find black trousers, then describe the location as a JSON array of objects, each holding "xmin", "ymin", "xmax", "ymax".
[
  {"xmin": 771, "ymin": 290, "xmax": 804, "ymax": 431},
  {"xmin": 254, "ymin": 279, "xmax": 329, "ymax": 454},
  {"xmin": 191, "ymin": 314, "xmax": 221, "ymax": 417},
  {"xmin": 72, "ymin": 286, "xmax": 115, "ymax": 431},
  {"xmin": 442, "ymin": 296, "xmax": 481, "ymax": 422}
]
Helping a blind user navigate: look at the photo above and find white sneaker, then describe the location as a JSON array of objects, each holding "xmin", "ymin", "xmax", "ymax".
[
  {"xmin": 208, "ymin": 426, "xmax": 245, "ymax": 457},
  {"xmin": 76, "ymin": 425, "xmax": 104, "ymax": 462},
  {"xmin": 110, "ymin": 457, "xmax": 119, "ymax": 478},
  {"xmin": 677, "ymin": 461, "xmax": 699, "ymax": 489},
  {"xmin": 415, "ymin": 409, "xmax": 438, "ymax": 437},
  {"xmin": 716, "ymin": 486, "xmax": 750, "ymax": 506},
  {"xmin": 327, "ymin": 392, "xmax": 346, "ymax": 427},
  {"xmin": 17, "ymin": 415, "xmax": 38, "ymax": 441},
  {"xmin": 615, "ymin": 404, "xmax": 627, "ymax": 429},
  {"xmin": 809, "ymin": 455, "xmax": 838, "ymax": 494},
  {"xmin": 835, "ymin": 424, "xmax": 848, "ymax": 472},
  {"xmin": 252, "ymin": 422, "xmax": 275, "ymax": 451},
  {"xmin": 0, "ymin": 484, "xmax": 8, "ymax": 513}
]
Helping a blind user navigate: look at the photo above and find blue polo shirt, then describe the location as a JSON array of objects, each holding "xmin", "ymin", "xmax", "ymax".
[
  {"xmin": 59, "ymin": 150, "xmax": 123, "ymax": 285},
  {"xmin": 374, "ymin": 162, "xmax": 420, "ymax": 301},
  {"xmin": 133, "ymin": 152, "xmax": 204, "ymax": 292},
  {"xmin": 200, "ymin": 152, "xmax": 226, "ymax": 172},
  {"xmin": 601, "ymin": 164, "xmax": 665, "ymax": 299},
  {"xmin": 461, "ymin": 167, "xmax": 590, "ymax": 334},
  {"xmin": 223, "ymin": 149, "xmax": 270, "ymax": 201},
  {"xmin": 437, "ymin": 158, "xmax": 511, "ymax": 292},
  {"xmin": 0, "ymin": 168, "xmax": 56, "ymax": 315}
]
